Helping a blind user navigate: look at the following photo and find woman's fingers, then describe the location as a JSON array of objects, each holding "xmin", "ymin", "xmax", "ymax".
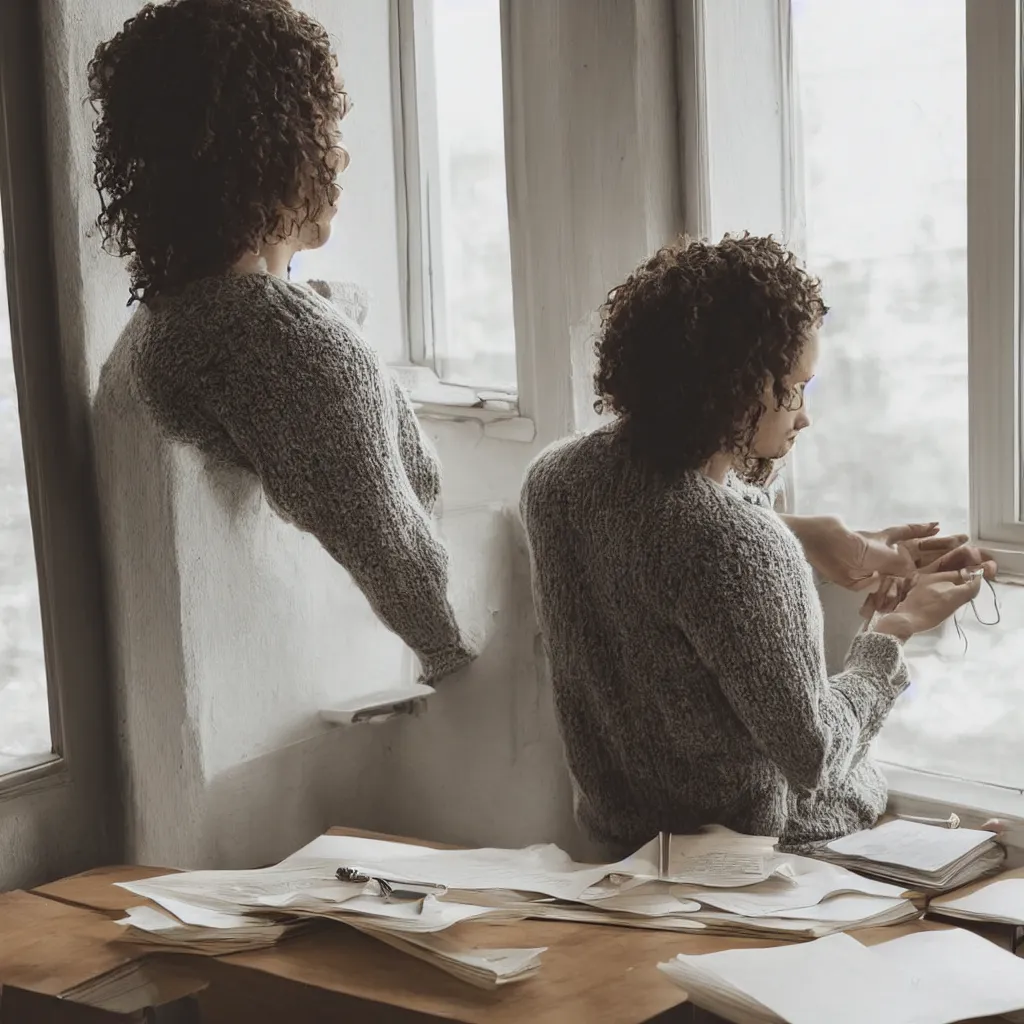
[
  {"xmin": 913, "ymin": 533, "xmax": 969, "ymax": 553},
  {"xmin": 919, "ymin": 569, "xmax": 983, "ymax": 587},
  {"xmin": 922, "ymin": 544, "xmax": 998, "ymax": 577},
  {"xmin": 884, "ymin": 522, "xmax": 940, "ymax": 542}
]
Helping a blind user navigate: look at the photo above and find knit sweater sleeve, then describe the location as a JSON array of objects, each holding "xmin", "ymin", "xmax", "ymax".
[
  {"xmin": 669, "ymin": 489, "xmax": 909, "ymax": 795},
  {"xmin": 207, "ymin": 291, "xmax": 474, "ymax": 684},
  {"xmin": 391, "ymin": 377, "xmax": 442, "ymax": 512}
]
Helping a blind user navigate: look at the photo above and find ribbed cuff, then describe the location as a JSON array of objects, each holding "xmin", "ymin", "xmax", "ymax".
[
  {"xmin": 418, "ymin": 641, "xmax": 477, "ymax": 685},
  {"xmin": 849, "ymin": 631, "xmax": 909, "ymax": 696},
  {"xmin": 838, "ymin": 631, "xmax": 911, "ymax": 736}
]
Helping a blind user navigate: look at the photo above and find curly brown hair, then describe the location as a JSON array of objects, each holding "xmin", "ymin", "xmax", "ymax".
[
  {"xmin": 88, "ymin": 0, "xmax": 345, "ymax": 304},
  {"xmin": 594, "ymin": 233, "xmax": 828, "ymax": 480}
]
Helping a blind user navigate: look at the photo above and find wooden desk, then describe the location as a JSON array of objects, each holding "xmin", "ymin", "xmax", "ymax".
[
  {"xmin": 9, "ymin": 827, "xmax": 1011, "ymax": 1024},
  {"xmin": 28, "ymin": 862, "xmax": 719, "ymax": 1023},
  {"xmin": 25, "ymin": 826, "xmax": 759, "ymax": 1022}
]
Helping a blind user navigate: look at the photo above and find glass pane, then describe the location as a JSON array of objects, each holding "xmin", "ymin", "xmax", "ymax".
[
  {"xmin": 790, "ymin": 1, "xmax": 1024, "ymax": 787},
  {"xmin": 428, "ymin": 0, "xmax": 516, "ymax": 390},
  {"xmin": 0, "ymin": 205, "xmax": 51, "ymax": 775},
  {"xmin": 792, "ymin": 0, "xmax": 969, "ymax": 535}
]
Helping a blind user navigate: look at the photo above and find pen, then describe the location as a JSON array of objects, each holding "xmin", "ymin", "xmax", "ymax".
[
  {"xmin": 336, "ymin": 866, "xmax": 444, "ymax": 903},
  {"xmin": 896, "ymin": 812, "xmax": 960, "ymax": 829}
]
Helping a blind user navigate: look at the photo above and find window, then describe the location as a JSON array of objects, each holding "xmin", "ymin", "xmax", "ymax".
[
  {"xmin": 786, "ymin": 0, "xmax": 1024, "ymax": 794},
  {"xmin": 394, "ymin": 0, "xmax": 518, "ymax": 396},
  {"xmin": 0, "ymin": 204, "xmax": 50, "ymax": 777},
  {"xmin": 790, "ymin": 0, "xmax": 969, "ymax": 536},
  {"xmin": 0, "ymin": 0, "xmax": 115, "ymax": 887}
]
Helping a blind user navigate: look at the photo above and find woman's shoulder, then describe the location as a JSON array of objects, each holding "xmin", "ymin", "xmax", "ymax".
[
  {"xmin": 152, "ymin": 273, "xmax": 376, "ymax": 366},
  {"xmin": 668, "ymin": 472, "xmax": 803, "ymax": 567}
]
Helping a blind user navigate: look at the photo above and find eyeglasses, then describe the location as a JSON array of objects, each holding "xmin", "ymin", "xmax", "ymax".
[{"xmin": 778, "ymin": 384, "xmax": 807, "ymax": 412}]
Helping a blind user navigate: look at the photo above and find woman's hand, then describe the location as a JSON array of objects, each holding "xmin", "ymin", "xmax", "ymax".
[
  {"xmin": 782, "ymin": 515, "xmax": 963, "ymax": 594},
  {"xmin": 874, "ymin": 568, "xmax": 991, "ymax": 642},
  {"xmin": 860, "ymin": 524, "xmax": 969, "ymax": 572},
  {"xmin": 860, "ymin": 541, "xmax": 998, "ymax": 617}
]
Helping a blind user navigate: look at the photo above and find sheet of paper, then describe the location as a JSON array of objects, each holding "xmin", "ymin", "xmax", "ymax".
[
  {"xmin": 876, "ymin": 927, "xmax": 1024, "ymax": 1023},
  {"xmin": 283, "ymin": 834, "xmax": 630, "ymax": 901},
  {"xmin": 770, "ymin": 894, "xmax": 908, "ymax": 923},
  {"xmin": 659, "ymin": 829, "xmax": 781, "ymax": 887},
  {"xmin": 349, "ymin": 921, "xmax": 547, "ymax": 988},
  {"xmin": 120, "ymin": 906, "xmax": 187, "ymax": 934},
  {"xmin": 682, "ymin": 854, "xmax": 904, "ymax": 916},
  {"xmin": 669, "ymin": 932, "xmax": 916, "ymax": 1024},
  {"xmin": 317, "ymin": 895, "xmax": 503, "ymax": 934},
  {"xmin": 936, "ymin": 876, "xmax": 1024, "ymax": 923},
  {"xmin": 578, "ymin": 884, "xmax": 702, "ymax": 916},
  {"xmin": 663, "ymin": 927, "xmax": 1024, "ymax": 1024},
  {"xmin": 139, "ymin": 896, "xmax": 272, "ymax": 930},
  {"xmin": 825, "ymin": 820, "xmax": 994, "ymax": 872},
  {"xmin": 120, "ymin": 861, "xmax": 366, "ymax": 911}
]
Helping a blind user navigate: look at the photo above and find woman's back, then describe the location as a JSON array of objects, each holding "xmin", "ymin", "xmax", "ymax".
[
  {"xmin": 521, "ymin": 422, "xmax": 905, "ymax": 850},
  {"xmin": 123, "ymin": 270, "xmax": 473, "ymax": 683}
]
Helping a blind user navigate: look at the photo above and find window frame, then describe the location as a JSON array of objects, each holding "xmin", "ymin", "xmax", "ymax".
[
  {"xmin": 0, "ymin": 1, "xmax": 116, "ymax": 821},
  {"xmin": 967, "ymin": 0, "xmax": 1024, "ymax": 578},
  {"xmin": 389, "ymin": 0, "xmax": 529, "ymax": 432},
  {"xmin": 680, "ymin": 0, "xmax": 1024, "ymax": 846}
]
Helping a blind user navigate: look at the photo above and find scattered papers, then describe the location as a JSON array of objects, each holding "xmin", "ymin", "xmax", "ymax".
[
  {"xmin": 116, "ymin": 857, "xmax": 538, "ymax": 986},
  {"xmin": 931, "ymin": 874, "xmax": 1024, "ymax": 926},
  {"xmin": 818, "ymin": 819, "xmax": 1004, "ymax": 892},
  {"xmin": 282, "ymin": 834, "xmax": 630, "ymax": 902},
  {"xmin": 659, "ymin": 927, "xmax": 1024, "ymax": 1024},
  {"xmin": 107, "ymin": 823, "xmax": 934, "ymax": 989}
]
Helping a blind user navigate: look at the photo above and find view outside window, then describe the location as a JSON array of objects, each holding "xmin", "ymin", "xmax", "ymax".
[
  {"xmin": 0, "ymin": 206, "xmax": 51, "ymax": 775},
  {"xmin": 793, "ymin": 0, "xmax": 969, "ymax": 534},
  {"xmin": 429, "ymin": 0, "xmax": 516, "ymax": 390},
  {"xmin": 794, "ymin": 0, "xmax": 1024, "ymax": 788}
]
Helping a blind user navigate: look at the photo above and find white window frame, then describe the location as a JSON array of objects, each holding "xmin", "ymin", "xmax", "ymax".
[
  {"xmin": 967, "ymin": 0, "xmax": 1024, "ymax": 578},
  {"xmin": 389, "ymin": 0, "xmax": 533, "ymax": 440},
  {"xmin": 681, "ymin": 0, "xmax": 1024, "ymax": 847}
]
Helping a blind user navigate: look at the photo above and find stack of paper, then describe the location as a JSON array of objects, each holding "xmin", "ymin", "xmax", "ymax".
[
  {"xmin": 114, "ymin": 860, "xmax": 539, "ymax": 989},
  {"xmin": 659, "ymin": 927, "xmax": 1024, "ymax": 1024},
  {"xmin": 346, "ymin": 924, "xmax": 546, "ymax": 986},
  {"xmin": 930, "ymin": 871, "xmax": 1024, "ymax": 927},
  {"xmin": 116, "ymin": 904, "xmax": 302, "ymax": 955},
  {"xmin": 815, "ymin": 819, "xmax": 1004, "ymax": 892}
]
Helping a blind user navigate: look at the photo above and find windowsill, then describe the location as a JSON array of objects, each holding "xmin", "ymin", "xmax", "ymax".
[
  {"xmin": 389, "ymin": 362, "xmax": 536, "ymax": 442},
  {"xmin": 0, "ymin": 752, "xmax": 64, "ymax": 802}
]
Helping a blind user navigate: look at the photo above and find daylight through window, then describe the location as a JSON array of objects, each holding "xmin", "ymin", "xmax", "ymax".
[
  {"xmin": 0, "ymin": 204, "xmax": 51, "ymax": 777},
  {"xmin": 411, "ymin": 0, "xmax": 517, "ymax": 391}
]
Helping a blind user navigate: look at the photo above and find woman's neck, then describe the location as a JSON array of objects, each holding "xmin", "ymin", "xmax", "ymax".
[
  {"xmin": 702, "ymin": 452, "xmax": 734, "ymax": 484},
  {"xmin": 232, "ymin": 240, "xmax": 298, "ymax": 280}
]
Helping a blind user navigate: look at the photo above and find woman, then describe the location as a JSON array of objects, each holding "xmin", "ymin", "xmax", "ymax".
[
  {"xmin": 520, "ymin": 234, "xmax": 993, "ymax": 851},
  {"xmin": 88, "ymin": 0, "xmax": 474, "ymax": 684}
]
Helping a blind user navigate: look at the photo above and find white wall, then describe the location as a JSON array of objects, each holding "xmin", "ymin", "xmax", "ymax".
[{"xmin": 40, "ymin": 0, "xmax": 685, "ymax": 869}]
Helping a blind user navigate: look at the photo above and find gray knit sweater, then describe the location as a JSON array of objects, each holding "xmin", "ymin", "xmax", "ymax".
[
  {"xmin": 121, "ymin": 271, "xmax": 474, "ymax": 684},
  {"xmin": 520, "ymin": 423, "xmax": 909, "ymax": 849}
]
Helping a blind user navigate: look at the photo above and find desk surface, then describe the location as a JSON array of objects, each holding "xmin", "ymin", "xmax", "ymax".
[{"xmin": 12, "ymin": 827, "xmax": 1009, "ymax": 1024}]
